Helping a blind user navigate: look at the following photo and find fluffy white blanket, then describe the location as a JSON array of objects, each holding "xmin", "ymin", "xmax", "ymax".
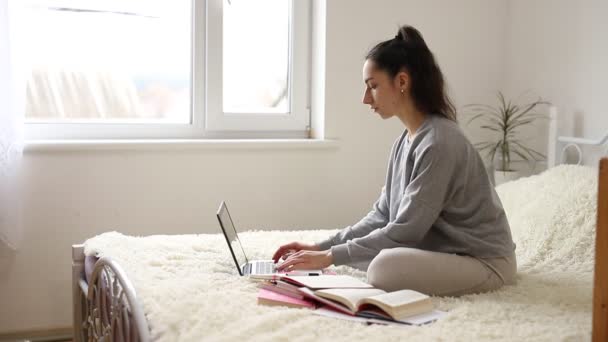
[{"xmin": 84, "ymin": 165, "xmax": 598, "ymax": 341}]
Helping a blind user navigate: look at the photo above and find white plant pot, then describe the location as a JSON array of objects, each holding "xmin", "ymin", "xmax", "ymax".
[{"xmin": 494, "ymin": 169, "xmax": 520, "ymax": 186}]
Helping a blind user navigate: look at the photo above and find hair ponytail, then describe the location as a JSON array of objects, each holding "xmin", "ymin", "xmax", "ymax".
[
  {"xmin": 367, "ymin": 25, "xmax": 457, "ymax": 122},
  {"xmin": 396, "ymin": 26, "xmax": 428, "ymax": 52}
]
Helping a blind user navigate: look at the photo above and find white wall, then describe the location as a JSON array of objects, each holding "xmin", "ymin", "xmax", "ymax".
[
  {"xmin": 504, "ymin": 0, "xmax": 608, "ymax": 166},
  {"xmin": 0, "ymin": 0, "xmax": 508, "ymax": 332}
]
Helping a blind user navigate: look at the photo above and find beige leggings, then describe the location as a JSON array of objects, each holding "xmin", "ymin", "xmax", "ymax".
[{"xmin": 350, "ymin": 248, "xmax": 517, "ymax": 297}]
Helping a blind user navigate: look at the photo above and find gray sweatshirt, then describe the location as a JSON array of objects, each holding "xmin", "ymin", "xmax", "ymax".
[{"xmin": 317, "ymin": 114, "xmax": 516, "ymax": 266}]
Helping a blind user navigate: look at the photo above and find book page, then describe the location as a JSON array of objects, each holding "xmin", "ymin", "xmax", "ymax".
[
  {"xmin": 365, "ymin": 289, "xmax": 429, "ymax": 307},
  {"xmin": 297, "ymin": 287, "xmax": 356, "ymax": 315},
  {"xmin": 313, "ymin": 307, "xmax": 406, "ymax": 326},
  {"xmin": 314, "ymin": 288, "xmax": 387, "ymax": 312},
  {"xmin": 360, "ymin": 290, "xmax": 432, "ymax": 320},
  {"xmin": 257, "ymin": 289, "xmax": 315, "ymax": 309},
  {"xmin": 281, "ymin": 275, "xmax": 373, "ymax": 289},
  {"xmin": 276, "ymin": 280, "xmax": 301, "ymax": 292},
  {"xmin": 314, "ymin": 307, "xmax": 447, "ymax": 326}
]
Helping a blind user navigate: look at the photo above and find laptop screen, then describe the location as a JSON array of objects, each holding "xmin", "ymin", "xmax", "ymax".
[{"xmin": 217, "ymin": 202, "xmax": 249, "ymax": 274}]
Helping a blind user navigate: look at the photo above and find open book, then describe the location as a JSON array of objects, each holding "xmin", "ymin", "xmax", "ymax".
[
  {"xmin": 257, "ymin": 288, "xmax": 316, "ymax": 309},
  {"xmin": 278, "ymin": 275, "xmax": 373, "ymax": 289},
  {"xmin": 259, "ymin": 280, "xmax": 306, "ymax": 300},
  {"xmin": 298, "ymin": 287, "xmax": 433, "ymax": 321}
]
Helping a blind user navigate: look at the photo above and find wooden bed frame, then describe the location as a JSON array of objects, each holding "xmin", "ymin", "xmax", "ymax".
[
  {"xmin": 593, "ymin": 158, "xmax": 607, "ymax": 342},
  {"xmin": 71, "ymin": 157, "xmax": 608, "ymax": 341}
]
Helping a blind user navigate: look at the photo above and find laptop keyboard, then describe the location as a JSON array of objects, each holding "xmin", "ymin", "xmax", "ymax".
[{"xmin": 255, "ymin": 261, "xmax": 276, "ymax": 274}]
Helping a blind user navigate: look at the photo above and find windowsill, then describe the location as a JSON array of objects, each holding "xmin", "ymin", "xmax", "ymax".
[{"xmin": 23, "ymin": 138, "xmax": 340, "ymax": 152}]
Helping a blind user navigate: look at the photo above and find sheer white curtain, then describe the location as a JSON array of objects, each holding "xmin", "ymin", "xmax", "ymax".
[{"xmin": 0, "ymin": 0, "xmax": 25, "ymax": 259}]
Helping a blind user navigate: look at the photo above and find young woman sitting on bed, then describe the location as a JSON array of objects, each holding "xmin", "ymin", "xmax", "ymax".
[{"xmin": 271, "ymin": 25, "xmax": 517, "ymax": 297}]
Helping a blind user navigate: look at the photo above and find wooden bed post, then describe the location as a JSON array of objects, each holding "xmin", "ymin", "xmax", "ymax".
[{"xmin": 593, "ymin": 158, "xmax": 608, "ymax": 342}]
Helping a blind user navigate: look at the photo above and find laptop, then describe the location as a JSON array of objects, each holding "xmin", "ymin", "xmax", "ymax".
[{"xmin": 216, "ymin": 201, "xmax": 323, "ymax": 278}]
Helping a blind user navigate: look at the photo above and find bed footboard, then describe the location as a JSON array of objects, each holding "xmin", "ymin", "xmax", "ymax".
[
  {"xmin": 72, "ymin": 244, "xmax": 151, "ymax": 342},
  {"xmin": 593, "ymin": 158, "xmax": 608, "ymax": 342}
]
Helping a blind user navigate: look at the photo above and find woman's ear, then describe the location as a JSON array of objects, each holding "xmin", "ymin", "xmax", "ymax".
[{"xmin": 397, "ymin": 71, "xmax": 410, "ymax": 92}]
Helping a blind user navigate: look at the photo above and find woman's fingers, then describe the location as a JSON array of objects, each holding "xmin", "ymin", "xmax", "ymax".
[
  {"xmin": 271, "ymin": 249, "xmax": 283, "ymax": 263},
  {"xmin": 279, "ymin": 250, "xmax": 332, "ymax": 271},
  {"xmin": 277, "ymin": 256, "xmax": 303, "ymax": 271},
  {"xmin": 282, "ymin": 248, "xmax": 299, "ymax": 260},
  {"xmin": 272, "ymin": 250, "xmax": 286, "ymax": 263},
  {"xmin": 272, "ymin": 243, "xmax": 297, "ymax": 263},
  {"xmin": 272, "ymin": 242, "xmax": 317, "ymax": 263},
  {"xmin": 291, "ymin": 250, "xmax": 304, "ymax": 258},
  {"xmin": 277, "ymin": 250, "xmax": 317, "ymax": 271}
]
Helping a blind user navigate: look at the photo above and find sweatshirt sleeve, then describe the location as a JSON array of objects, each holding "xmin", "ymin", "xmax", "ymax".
[
  {"xmin": 315, "ymin": 185, "xmax": 390, "ymax": 251},
  {"xmin": 315, "ymin": 135, "xmax": 403, "ymax": 251},
  {"xmin": 330, "ymin": 143, "xmax": 456, "ymax": 265}
]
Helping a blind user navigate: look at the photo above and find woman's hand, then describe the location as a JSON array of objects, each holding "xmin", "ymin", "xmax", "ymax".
[
  {"xmin": 271, "ymin": 241, "xmax": 320, "ymax": 263},
  {"xmin": 276, "ymin": 250, "xmax": 333, "ymax": 272}
]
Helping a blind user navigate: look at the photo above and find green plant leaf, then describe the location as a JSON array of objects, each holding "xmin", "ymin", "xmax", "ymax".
[
  {"xmin": 466, "ymin": 93, "xmax": 552, "ymax": 149},
  {"xmin": 509, "ymin": 113, "xmax": 548, "ymax": 125},
  {"xmin": 498, "ymin": 92, "xmax": 507, "ymax": 114},
  {"xmin": 504, "ymin": 97, "xmax": 515, "ymax": 119},
  {"xmin": 466, "ymin": 113, "xmax": 489, "ymax": 125},
  {"xmin": 511, "ymin": 141, "xmax": 546, "ymax": 160},
  {"xmin": 506, "ymin": 118, "xmax": 537, "ymax": 133},
  {"xmin": 507, "ymin": 116, "xmax": 548, "ymax": 132},
  {"xmin": 527, "ymin": 148, "xmax": 546, "ymax": 160},
  {"xmin": 507, "ymin": 99, "xmax": 550, "ymax": 125},
  {"xmin": 513, "ymin": 142, "xmax": 534, "ymax": 160},
  {"xmin": 480, "ymin": 125, "xmax": 503, "ymax": 132},
  {"xmin": 488, "ymin": 117, "xmax": 507, "ymax": 128},
  {"xmin": 466, "ymin": 113, "xmax": 507, "ymax": 129},
  {"xmin": 511, "ymin": 146, "xmax": 532, "ymax": 161},
  {"xmin": 506, "ymin": 101, "xmax": 536, "ymax": 123},
  {"xmin": 510, "ymin": 104, "xmax": 520, "ymax": 118},
  {"xmin": 476, "ymin": 142, "xmax": 500, "ymax": 152}
]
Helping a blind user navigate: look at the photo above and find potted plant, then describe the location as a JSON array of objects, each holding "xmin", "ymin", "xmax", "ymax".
[{"xmin": 465, "ymin": 92, "xmax": 550, "ymax": 185}]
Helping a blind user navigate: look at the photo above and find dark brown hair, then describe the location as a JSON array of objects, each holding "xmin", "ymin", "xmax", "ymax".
[{"xmin": 366, "ymin": 25, "xmax": 457, "ymax": 121}]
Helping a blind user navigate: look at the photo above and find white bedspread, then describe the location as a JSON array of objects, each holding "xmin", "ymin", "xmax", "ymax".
[{"xmin": 84, "ymin": 165, "xmax": 598, "ymax": 341}]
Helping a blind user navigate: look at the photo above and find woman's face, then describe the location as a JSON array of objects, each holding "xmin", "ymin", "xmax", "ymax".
[{"xmin": 362, "ymin": 59, "xmax": 404, "ymax": 119}]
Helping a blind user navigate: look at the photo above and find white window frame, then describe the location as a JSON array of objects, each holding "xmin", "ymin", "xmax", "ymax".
[{"xmin": 23, "ymin": 0, "xmax": 311, "ymax": 140}]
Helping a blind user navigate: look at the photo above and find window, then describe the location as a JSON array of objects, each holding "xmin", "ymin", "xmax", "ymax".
[{"xmin": 18, "ymin": 0, "xmax": 311, "ymax": 140}]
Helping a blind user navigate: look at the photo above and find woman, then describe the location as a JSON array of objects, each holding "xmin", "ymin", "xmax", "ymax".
[{"xmin": 272, "ymin": 25, "xmax": 516, "ymax": 297}]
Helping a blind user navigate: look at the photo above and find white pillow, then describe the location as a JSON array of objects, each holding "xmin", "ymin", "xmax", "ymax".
[{"xmin": 495, "ymin": 165, "xmax": 597, "ymax": 273}]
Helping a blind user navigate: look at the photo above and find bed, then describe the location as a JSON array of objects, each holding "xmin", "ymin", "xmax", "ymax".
[{"xmin": 72, "ymin": 113, "xmax": 608, "ymax": 341}]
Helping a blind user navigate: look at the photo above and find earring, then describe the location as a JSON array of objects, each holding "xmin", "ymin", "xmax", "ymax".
[{"xmin": 400, "ymin": 89, "xmax": 404, "ymax": 94}]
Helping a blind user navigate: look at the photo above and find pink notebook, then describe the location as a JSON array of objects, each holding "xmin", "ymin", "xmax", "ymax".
[{"xmin": 257, "ymin": 289, "xmax": 316, "ymax": 309}]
